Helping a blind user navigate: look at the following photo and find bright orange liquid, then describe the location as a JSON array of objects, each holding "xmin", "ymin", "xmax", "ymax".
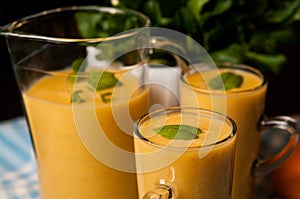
[
  {"xmin": 22, "ymin": 69, "xmax": 149, "ymax": 199},
  {"xmin": 180, "ymin": 68, "xmax": 267, "ymax": 199},
  {"xmin": 135, "ymin": 111, "xmax": 236, "ymax": 199}
]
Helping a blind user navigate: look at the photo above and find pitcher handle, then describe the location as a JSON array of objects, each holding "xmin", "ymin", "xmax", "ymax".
[
  {"xmin": 149, "ymin": 36, "xmax": 189, "ymax": 73},
  {"xmin": 253, "ymin": 115, "xmax": 300, "ymax": 176}
]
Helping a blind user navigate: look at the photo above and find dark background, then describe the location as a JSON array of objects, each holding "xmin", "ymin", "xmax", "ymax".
[
  {"xmin": 0, "ymin": 1, "xmax": 299, "ymax": 121},
  {"xmin": 0, "ymin": 0, "xmax": 107, "ymax": 120}
]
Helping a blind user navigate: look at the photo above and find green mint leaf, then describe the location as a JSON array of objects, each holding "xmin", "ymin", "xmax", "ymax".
[
  {"xmin": 71, "ymin": 58, "xmax": 86, "ymax": 72},
  {"xmin": 101, "ymin": 92, "xmax": 112, "ymax": 103},
  {"xmin": 71, "ymin": 90, "xmax": 85, "ymax": 103},
  {"xmin": 67, "ymin": 73, "xmax": 77, "ymax": 83},
  {"xmin": 155, "ymin": 125, "xmax": 202, "ymax": 140},
  {"xmin": 87, "ymin": 71, "xmax": 121, "ymax": 91},
  {"xmin": 68, "ymin": 58, "xmax": 87, "ymax": 83},
  {"xmin": 208, "ymin": 72, "xmax": 243, "ymax": 90}
]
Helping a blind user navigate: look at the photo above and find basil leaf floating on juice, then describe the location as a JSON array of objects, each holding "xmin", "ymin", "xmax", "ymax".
[
  {"xmin": 71, "ymin": 90, "xmax": 85, "ymax": 103},
  {"xmin": 68, "ymin": 57, "xmax": 87, "ymax": 83},
  {"xmin": 101, "ymin": 92, "xmax": 112, "ymax": 103},
  {"xmin": 155, "ymin": 125, "xmax": 202, "ymax": 140},
  {"xmin": 88, "ymin": 71, "xmax": 121, "ymax": 91},
  {"xmin": 71, "ymin": 57, "xmax": 86, "ymax": 72},
  {"xmin": 208, "ymin": 72, "xmax": 243, "ymax": 91}
]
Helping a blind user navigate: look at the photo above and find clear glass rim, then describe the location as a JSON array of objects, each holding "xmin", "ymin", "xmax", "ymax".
[
  {"xmin": 181, "ymin": 62, "xmax": 268, "ymax": 95},
  {"xmin": 134, "ymin": 107, "xmax": 237, "ymax": 151},
  {"xmin": 0, "ymin": 5, "xmax": 151, "ymax": 43}
]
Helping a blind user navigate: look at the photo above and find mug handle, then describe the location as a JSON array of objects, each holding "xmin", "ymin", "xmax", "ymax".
[
  {"xmin": 142, "ymin": 183, "xmax": 175, "ymax": 199},
  {"xmin": 253, "ymin": 115, "xmax": 300, "ymax": 176}
]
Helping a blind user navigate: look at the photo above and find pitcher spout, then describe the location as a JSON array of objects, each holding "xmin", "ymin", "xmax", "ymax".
[{"xmin": 0, "ymin": 25, "xmax": 5, "ymax": 35}]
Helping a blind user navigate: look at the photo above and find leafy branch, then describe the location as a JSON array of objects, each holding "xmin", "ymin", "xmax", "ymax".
[{"xmin": 103, "ymin": 0, "xmax": 300, "ymax": 74}]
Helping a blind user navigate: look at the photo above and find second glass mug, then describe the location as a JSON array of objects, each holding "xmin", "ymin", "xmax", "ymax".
[
  {"xmin": 0, "ymin": 5, "xmax": 191, "ymax": 199},
  {"xmin": 180, "ymin": 62, "xmax": 300, "ymax": 199}
]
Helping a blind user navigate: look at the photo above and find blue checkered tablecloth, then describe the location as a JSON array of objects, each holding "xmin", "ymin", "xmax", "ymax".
[{"xmin": 0, "ymin": 117, "xmax": 39, "ymax": 199}]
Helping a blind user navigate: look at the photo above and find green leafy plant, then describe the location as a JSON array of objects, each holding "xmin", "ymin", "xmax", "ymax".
[{"xmin": 104, "ymin": 0, "xmax": 300, "ymax": 74}]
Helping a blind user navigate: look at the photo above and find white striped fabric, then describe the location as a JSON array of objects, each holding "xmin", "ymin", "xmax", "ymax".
[{"xmin": 0, "ymin": 117, "xmax": 39, "ymax": 199}]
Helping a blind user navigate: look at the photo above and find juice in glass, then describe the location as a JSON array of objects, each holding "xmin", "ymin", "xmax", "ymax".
[
  {"xmin": 22, "ymin": 68, "xmax": 149, "ymax": 198},
  {"xmin": 180, "ymin": 64, "xmax": 267, "ymax": 199},
  {"xmin": 1, "ymin": 6, "xmax": 152, "ymax": 198},
  {"xmin": 134, "ymin": 107, "xmax": 237, "ymax": 199}
]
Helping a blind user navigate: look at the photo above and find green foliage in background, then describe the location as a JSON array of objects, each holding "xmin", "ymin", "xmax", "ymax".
[{"xmin": 104, "ymin": 0, "xmax": 300, "ymax": 74}]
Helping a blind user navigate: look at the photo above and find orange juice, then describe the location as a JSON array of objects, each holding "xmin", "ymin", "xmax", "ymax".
[
  {"xmin": 134, "ymin": 108, "xmax": 236, "ymax": 199},
  {"xmin": 180, "ymin": 65, "xmax": 267, "ymax": 199},
  {"xmin": 22, "ymin": 69, "xmax": 149, "ymax": 199}
]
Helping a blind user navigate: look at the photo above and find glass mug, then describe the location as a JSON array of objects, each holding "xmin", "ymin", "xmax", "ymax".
[
  {"xmin": 0, "ymin": 5, "xmax": 195, "ymax": 199},
  {"xmin": 134, "ymin": 107, "xmax": 237, "ymax": 199},
  {"xmin": 180, "ymin": 62, "xmax": 300, "ymax": 199}
]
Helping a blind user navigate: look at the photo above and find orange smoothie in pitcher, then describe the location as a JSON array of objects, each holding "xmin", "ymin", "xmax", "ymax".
[
  {"xmin": 180, "ymin": 65, "xmax": 267, "ymax": 199},
  {"xmin": 134, "ymin": 108, "xmax": 236, "ymax": 199},
  {"xmin": 22, "ymin": 68, "xmax": 149, "ymax": 199}
]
